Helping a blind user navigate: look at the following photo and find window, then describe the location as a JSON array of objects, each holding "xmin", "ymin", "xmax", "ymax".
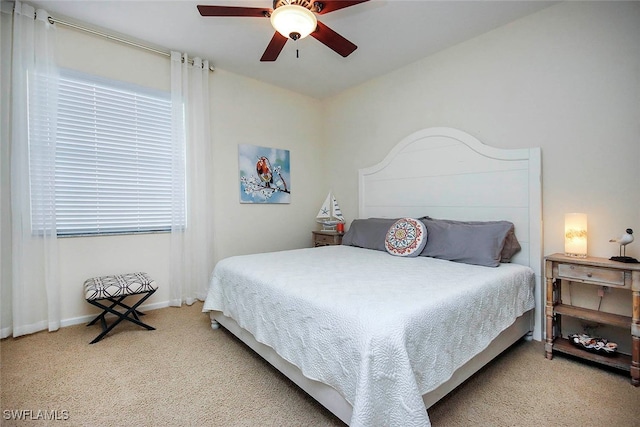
[{"xmin": 45, "ymin": 70, "xmax": 180, "ymax": 236}]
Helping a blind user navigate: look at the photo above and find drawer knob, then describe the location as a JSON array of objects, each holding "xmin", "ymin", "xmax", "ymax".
[{"xmin": 587, "ymin": 273, "xmax": 593, "ymax": 277}]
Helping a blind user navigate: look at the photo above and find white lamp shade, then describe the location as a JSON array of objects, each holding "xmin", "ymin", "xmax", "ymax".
[
  {"xmin": 565, "ymin": 213, "xmax": 587, "ymax": 258},
  {"xmin": 270, "ymin": 5, "xmax": 317, "ymax": 40}
]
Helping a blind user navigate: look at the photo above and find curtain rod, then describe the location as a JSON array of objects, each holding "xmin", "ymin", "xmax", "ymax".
[{"xmin": 47, "ymin": 16, "xmax": 215, "ymax": 72}]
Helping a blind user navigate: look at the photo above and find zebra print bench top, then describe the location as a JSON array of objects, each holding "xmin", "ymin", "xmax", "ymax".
[{"xmin": 84, "ymin": 272, "xmax": 156, "ymax": 301}]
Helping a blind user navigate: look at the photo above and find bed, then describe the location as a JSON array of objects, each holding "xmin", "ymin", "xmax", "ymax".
[{"xmin": 203, "ymin": 127, "xmax": 542, "ymax": 426}]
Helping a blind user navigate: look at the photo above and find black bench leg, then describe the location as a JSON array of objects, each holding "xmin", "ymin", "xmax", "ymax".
[
  {"xmin": 87, "ymin": 289, "xmax": 157, "ymax": 344},
  {"xmin": 87, "ymin": 296, "xmax": 127, "ymax": 326}
]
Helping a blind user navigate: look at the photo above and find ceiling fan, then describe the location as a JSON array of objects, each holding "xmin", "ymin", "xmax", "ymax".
[{"xmin": 197, "ymin": 0, "xmax": 369, "ymax": 61}]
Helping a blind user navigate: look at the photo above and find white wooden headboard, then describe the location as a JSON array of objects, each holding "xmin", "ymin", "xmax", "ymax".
[{"xmin": 358, "ymin": 127, "xmax": 543, "ymax": 340}]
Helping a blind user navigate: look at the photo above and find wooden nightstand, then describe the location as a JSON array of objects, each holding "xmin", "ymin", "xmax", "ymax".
[
  {"xmin": 312, "ymin": 230, "xmax": 343, "ymax": 247},
  {"xmin": 544, "ymin": 253, "xmax": 640, "ymax": 385}
]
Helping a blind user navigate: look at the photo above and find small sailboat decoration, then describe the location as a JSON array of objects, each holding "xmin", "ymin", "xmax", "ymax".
[{"xmin": 316, "ymin": 192, "xmax": 345, "ymax": 231}]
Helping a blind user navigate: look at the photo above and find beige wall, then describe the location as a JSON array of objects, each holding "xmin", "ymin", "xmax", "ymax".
[
  {"xmin": 52, "ymin": 27, "xmax": 325, "ymax": 324},
  {"xmin": 323, "ymin": 1, "xmax": 640, "ymax": 262}
]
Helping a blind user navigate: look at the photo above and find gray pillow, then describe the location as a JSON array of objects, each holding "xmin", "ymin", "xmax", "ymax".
[
  {"xmin": 419, "ymin": 217, "xmax": 517, "ymax": 267},
  {"xmin": 420, "ymin": 216, "xmax": 521, "ymax": 262},
  {"xmin": 500, "ymin": 228, "xmax": 522, "ymax": 262},
  {"xmin": 341, "ymin": 218, "xmax": 399, "ymax": 251}
]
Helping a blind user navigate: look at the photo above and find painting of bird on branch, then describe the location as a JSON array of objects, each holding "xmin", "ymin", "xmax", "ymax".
[{"xmin": 239, "ymin": 144, "xmax": 291, "ymax": 204}]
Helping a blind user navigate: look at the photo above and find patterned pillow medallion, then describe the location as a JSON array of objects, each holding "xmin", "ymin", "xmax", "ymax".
[{"xmin": 385, "ymin": 218, "xmax": 428, "ymax": 257}]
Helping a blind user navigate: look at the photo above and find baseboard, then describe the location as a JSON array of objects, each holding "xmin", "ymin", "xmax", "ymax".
[
  {"xmin": 1, "ymin": 326, "xmax": 13, "ymax": 339},
  {"xmin": 60, "ymin": 300, "xmax": 171, "ymax": 328}
]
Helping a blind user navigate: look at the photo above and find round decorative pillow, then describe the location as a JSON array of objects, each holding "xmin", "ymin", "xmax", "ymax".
[{"xmin": 384, "ymin": 218, "xmax": 428, "ymax": 257}]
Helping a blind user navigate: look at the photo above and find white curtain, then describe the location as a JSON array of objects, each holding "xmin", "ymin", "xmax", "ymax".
[
  {"xmin": 169, "ymin": 52, "xmax": 213, "ymax": 306},
  {"xmin": 1, "ymin": 1, "xmax": 60, "ymax": 338}
]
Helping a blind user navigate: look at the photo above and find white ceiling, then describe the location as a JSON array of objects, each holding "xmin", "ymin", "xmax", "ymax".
[{"xmin": 30, "ymin": 0, "xmax": 556, "ymax": 99}]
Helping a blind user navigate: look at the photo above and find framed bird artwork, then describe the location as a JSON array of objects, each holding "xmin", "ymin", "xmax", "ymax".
[{"xmin": 239, "ymin": 144, "xmax": 291, "ymax": 204}]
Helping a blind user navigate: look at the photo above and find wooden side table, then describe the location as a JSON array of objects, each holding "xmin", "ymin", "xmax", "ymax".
[
  {"xmin": 544, "ymin": 253, "xmax": 640, "ymax": 385},
  {"xmin": 312, "ymin": 230, "xmax": 343, "ymax": 247}
]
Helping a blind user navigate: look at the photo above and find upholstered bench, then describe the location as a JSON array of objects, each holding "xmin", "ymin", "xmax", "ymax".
[{"xmin": 84, "ymin": 272, "xmax": 157, "ymax": 344}]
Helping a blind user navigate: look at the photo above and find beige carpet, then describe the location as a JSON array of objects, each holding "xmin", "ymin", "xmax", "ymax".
[{"xmin": 1, "ymin": 302, "xmax": 638, "ymax": 426}]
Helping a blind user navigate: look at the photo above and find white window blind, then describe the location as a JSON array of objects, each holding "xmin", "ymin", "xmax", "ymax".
[{"xmin": 52, "ymin": 70, "xmax": 178, "ymax": 236}]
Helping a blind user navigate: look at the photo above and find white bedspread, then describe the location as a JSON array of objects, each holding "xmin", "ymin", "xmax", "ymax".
[{"xmin": 203, "ymin": 245, "xmax": 535, "ymax": 427}]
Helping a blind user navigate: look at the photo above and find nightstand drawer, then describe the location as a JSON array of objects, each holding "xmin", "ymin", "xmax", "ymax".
[
  {"xmin": 315, "ymin": 234, "xmax": 335, "ymax": 245},
  {"xmin": 312, "ymin": 231, "xmax": 343, "ymax": 247},
  {"xmin": 557, "ymin": 263, "xmax": 626, "ymax": 287}
]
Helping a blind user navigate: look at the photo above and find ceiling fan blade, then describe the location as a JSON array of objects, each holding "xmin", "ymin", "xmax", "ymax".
[
  {"xmin": 260, "ymin": 32, "xmax": 288, "ymax": 62},
  {"xmin": 197, "ymin": 5, "xmax": 271, "ymax": 18},
  {"xmin": 311, "ymin": 21, "xmax": 357, "ymax": 57},
  {"xmin": 316, "ymin": 0, "xmax": 369, "ymax": 15}
]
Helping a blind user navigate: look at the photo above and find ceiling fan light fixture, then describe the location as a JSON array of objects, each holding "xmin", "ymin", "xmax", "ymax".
[{"xmin": 270, "ymin": 4, "xmax": 317, "ymax": 40}]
